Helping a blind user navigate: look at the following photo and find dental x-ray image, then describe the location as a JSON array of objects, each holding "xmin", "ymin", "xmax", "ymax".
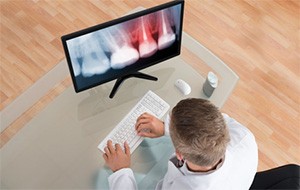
[{"xmin": 64, "ymin": 3, "xmax": 183, "ymax": 92}]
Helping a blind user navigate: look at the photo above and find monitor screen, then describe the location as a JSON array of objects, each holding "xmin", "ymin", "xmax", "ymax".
[{"xmin": 61, "ymin": 0, "xmax": 184, "ymax": 94}]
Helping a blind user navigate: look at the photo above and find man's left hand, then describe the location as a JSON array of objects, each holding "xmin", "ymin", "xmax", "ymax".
[{"xmin": 103, "ymin": 140, "xmax": 131, "ymax": 172}]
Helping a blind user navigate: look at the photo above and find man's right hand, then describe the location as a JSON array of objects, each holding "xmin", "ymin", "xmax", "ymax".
[{"xmin": 135, "ymin": 112, "xmax": 165, "ymax": 138}]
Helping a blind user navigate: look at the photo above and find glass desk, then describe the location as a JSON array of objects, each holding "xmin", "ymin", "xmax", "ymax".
[{"xmin": 0, "ymin": 32, "xmax": 238, "ymax": 189}]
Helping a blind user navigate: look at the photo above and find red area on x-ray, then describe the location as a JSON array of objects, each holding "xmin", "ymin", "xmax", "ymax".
[
  {"xmin": 138, "ymin": 16, "xmax": 158, "ymax": 58},
  {"xmin": 157, "ymin": 10, "xmax": 176, "ymax": 50},
  {"xmin": 136, "ymin": 10, "xmax": 176, "ymax": 58},
  {"xmin": 109, "ymin": 9, "xmax": 176, "ymax": 68}
]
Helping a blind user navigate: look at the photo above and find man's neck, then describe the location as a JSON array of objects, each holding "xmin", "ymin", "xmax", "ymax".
[{"xmin": 186, "ymin": 159, "xmax": 222, "ymax": 173}]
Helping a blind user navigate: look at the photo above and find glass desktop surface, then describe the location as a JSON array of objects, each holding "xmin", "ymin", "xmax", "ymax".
[{"xmin": 0, "ymin": 32, "xmax": 238, "ymax": 189}]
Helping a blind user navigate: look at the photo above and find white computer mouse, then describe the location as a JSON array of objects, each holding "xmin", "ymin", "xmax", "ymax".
[{"xmin": 175, "ymin": 79, "xmax": 191, "ymax": 95}]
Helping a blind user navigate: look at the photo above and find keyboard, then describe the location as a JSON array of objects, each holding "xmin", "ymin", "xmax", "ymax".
[{"xmin": 98, "ymin": 90, "xmax": 170, "ymax": 154}]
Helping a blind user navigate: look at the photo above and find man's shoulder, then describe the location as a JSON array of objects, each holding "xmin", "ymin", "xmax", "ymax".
[
  {"xmin": 222, "ymin": 113, "xmax": 257, "ymax": 150},
  {"xmin": 222, "ymin": 114, "xmax": 258, "ymax": 189}
]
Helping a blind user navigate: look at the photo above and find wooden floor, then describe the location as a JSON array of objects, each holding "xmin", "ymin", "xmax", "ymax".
[{"xmin": 1, "ymin": 0, "xmax": 299, "ymax": 171}]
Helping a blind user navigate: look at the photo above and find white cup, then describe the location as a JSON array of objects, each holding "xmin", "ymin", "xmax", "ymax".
[{"xmin": 203, "ymin": 71, "xmax": 218, "ymax": 97}]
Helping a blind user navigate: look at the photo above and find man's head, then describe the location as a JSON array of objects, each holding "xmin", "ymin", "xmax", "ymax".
[{"xmin": 170, "ymin": 98, "xmax": 230, "ymax": 167}]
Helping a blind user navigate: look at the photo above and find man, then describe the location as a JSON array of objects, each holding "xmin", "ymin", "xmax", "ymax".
[{"xmin": 103, "ymin": 98, "xmax": 258, "ymax": 189}]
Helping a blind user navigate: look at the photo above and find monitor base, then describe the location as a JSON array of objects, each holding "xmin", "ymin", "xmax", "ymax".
[{"xmin": 109, "ymin": 72, "xmax": 158, "ymax": 98}]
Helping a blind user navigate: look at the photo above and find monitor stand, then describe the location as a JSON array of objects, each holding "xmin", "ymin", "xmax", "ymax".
[{"xmin": 109, "ymin": 72, "xmax": 158, "ymax": 98}]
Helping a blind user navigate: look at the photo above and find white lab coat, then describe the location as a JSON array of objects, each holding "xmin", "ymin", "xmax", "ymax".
[{"xmin": 108, "ymin": 114, "xmax": 258, "ymax": 190}]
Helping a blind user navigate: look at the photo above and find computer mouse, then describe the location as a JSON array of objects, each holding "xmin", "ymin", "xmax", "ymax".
[{"xmin": 175, "ymin": 79, "xmax": 191, "ymax": 95}]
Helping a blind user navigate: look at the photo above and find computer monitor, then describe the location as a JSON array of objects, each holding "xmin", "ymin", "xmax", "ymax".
[{"xmin": 61, "ymin": 0, "xmax": 184, "ymax": 98}]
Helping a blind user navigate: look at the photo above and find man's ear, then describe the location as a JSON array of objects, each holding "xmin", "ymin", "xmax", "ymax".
[{"xmin": 175, "ymin": 150, "xmax": 184, "ymax": 160}]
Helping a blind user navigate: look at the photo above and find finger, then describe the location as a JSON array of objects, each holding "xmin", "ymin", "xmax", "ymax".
[
  {"xmin": 135, "ymin": 118, "xmax": 151, "ymax": 130},
  {"xmin": 141, "ymin": 112, "xmax": 150, "ymax": 117},
  {"xmin": 135, "ymin": 113, "xmax": 148, "ymax": 128},
  {"xmin": 104, "ymin": 147, "xmax": 110, "ymax": 158},
  {"xmin": 137, "ymin": 113, "xmax": 147, "ymax": 120},
  {"xmin": 137, "ymin": 130, "xmax": 147, "ymax": 136},
  {"xmin": 102, "ymin": 153, "xmax": 108, "ymax": 161},
  {"xmin": 107, "ymin": 140, "xmax": 115, "ymax": 154},
  {"xmin": 136, "ymin": 112, "xmax": 151, "ymax": 122},
  {"xmin": 124, "ymin": 141, "xmax": 130, "ymax": 155},
  {"xmin": 138, "ymin": 131, "xmax": 154, "ymax": 138},
  {"xmin": 115, "ymin": 143, "xmax": 122, "ymax": 152},
  {"xmin": 136, "ymin": 123, "xmax": 152, "ymax": 133}
]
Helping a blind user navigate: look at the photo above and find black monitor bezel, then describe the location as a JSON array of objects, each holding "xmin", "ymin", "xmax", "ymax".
[{"xmin": 61, "ymin": 0, "xmax": 185, "ymax": 93}]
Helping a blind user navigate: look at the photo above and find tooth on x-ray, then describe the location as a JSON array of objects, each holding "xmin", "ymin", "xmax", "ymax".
[
  {"xmin": 81, "ymin": 52, "xmax": 110, "ymax": 77},
  {"xmin": 68, "ymin": 39, "xmax": 82, "ymax": 76},
  {"xmin": 67, "ymin": 33, "xmax": 110, "ymax": 77},
  {"xmin": 106, "ymin": 28, "xmax": 139, "ymax": 69},
  {"xmin": 158, "ymin": 10, "xmax": 175, "ymax": 50},
  {"xmin": 111, "ymin": 45, "xmax": 139, "ymax": 69},
  {"xmin": 72, "ymin": 61, "xmax": 81, "ymax": 77},
  {"xmin": 138, "ymin": 16, "xmax": 158, "ymax": 58},
  {"xmin": 81, "ymin": 37, "xmax": 110, "ymax": 77},
  {"xmin": 68, "ymin": 59, "xmax": 81, "ymax": 77}
]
